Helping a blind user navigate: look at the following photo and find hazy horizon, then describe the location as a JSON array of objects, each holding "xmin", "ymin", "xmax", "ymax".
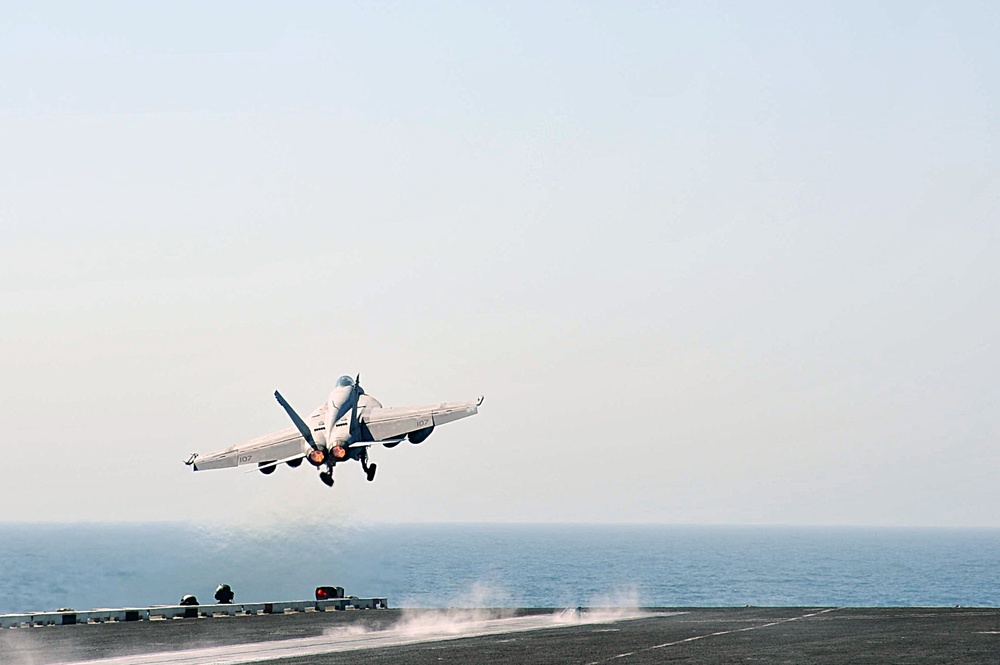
[{"xmin": 4, "ymin": 520, "xmax": 1000, "ymax": 529}]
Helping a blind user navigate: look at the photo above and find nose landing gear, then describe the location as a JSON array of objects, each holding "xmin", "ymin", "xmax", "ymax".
[{"xmin": 319, "ymin": 469, "xmax": 334, "ymax": 487}]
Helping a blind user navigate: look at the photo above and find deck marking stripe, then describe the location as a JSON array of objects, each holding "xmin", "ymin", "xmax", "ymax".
[{"xmin": 591, "ymin": 607, "xmax": 841, "ymax": 664}]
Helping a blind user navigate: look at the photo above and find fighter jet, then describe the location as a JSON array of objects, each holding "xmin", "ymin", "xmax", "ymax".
[{"xmin": 185, "ymin": 375, "xmax": 483, "ymax": 487}]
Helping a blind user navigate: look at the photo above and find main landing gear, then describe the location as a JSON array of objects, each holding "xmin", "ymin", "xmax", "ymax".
[
  {"xmin": 361, "ymin": 451, "xmax": 377, "ymax": 482},
  {"xmin": 319, "ymin": 469, "xmax": 334, "ymax": 487}
]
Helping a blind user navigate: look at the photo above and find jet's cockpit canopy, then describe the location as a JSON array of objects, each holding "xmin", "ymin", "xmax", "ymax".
[{"xmin": 335, "ymin": 374, "xmax": 364, "ymax": 394}]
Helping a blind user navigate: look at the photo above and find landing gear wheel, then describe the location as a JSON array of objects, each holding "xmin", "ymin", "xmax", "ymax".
[
  {"xmin": 366, "ymin": 463, "xmax": 377, "ymax": 482},
  {"xmin": 319, "ymin": 471, "xmax": 334, "ymax": 487}
]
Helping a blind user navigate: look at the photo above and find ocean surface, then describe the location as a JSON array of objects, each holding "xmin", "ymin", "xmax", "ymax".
[{"xmin": 1, "ymin": 523, "xmax": 999, "ymax": 614}]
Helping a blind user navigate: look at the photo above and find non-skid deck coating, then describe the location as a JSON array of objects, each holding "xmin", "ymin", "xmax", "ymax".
[{"xmin": 3, "ymin": 607, "xmax": 1000, "ymax": 664}]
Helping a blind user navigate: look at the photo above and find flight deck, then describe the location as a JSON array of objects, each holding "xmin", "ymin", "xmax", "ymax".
[{"xmin": 3, "ymin": 606, "xmax": 999, "ymax": 664}]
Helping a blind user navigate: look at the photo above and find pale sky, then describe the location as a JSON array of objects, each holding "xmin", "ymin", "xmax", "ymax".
[{"xmin": 2, "ymin": 1, "xmax": 998, "ymax": 526}]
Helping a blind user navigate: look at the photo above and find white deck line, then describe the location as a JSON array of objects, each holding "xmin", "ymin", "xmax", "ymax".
[{"xmin": 585, "ymin": 607, "xmax": 841, "ymax": 665}]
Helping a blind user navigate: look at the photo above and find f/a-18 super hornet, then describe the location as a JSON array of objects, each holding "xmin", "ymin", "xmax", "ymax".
[{"xmin": 185, "ymin": 375, "xmax": 483, "ymax": 487}]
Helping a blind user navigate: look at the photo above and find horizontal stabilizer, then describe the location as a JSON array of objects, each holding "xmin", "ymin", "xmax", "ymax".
[
  {"xmin": 245, "ymin": 452, "xmax": 308, "ymax": 473},
  {"xmin": 345, "ymin": 438, "xmax": 405, "ymax": 449}
]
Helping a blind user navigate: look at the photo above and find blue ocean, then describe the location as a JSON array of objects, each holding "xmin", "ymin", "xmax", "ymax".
[{"xmin": 2, "ymin": 523, "xmax": 999, "ymax": 615}]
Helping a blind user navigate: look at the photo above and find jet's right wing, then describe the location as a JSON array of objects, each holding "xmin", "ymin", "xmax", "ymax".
[
  {"xmin": 360, "ymin": 398, "xmax": 482, "ymax": 443},
  {"xmin": 188, "ymin": 426, "xmax": 309, "ymax": 471}
]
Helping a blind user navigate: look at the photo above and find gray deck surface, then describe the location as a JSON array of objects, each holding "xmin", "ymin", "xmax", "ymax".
[{"xmin": 2, "ymin": 607, "xmax": 999, "ymax": 664}]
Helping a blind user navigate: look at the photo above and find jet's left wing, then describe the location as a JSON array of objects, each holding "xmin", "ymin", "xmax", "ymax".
[
  {"xmin": 188, "ymin": 426, "xmax": 308, "ymax": 471},
  {"xmin": 360, "ymin": 397, "xmax": 482, "ymax": 443}
]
